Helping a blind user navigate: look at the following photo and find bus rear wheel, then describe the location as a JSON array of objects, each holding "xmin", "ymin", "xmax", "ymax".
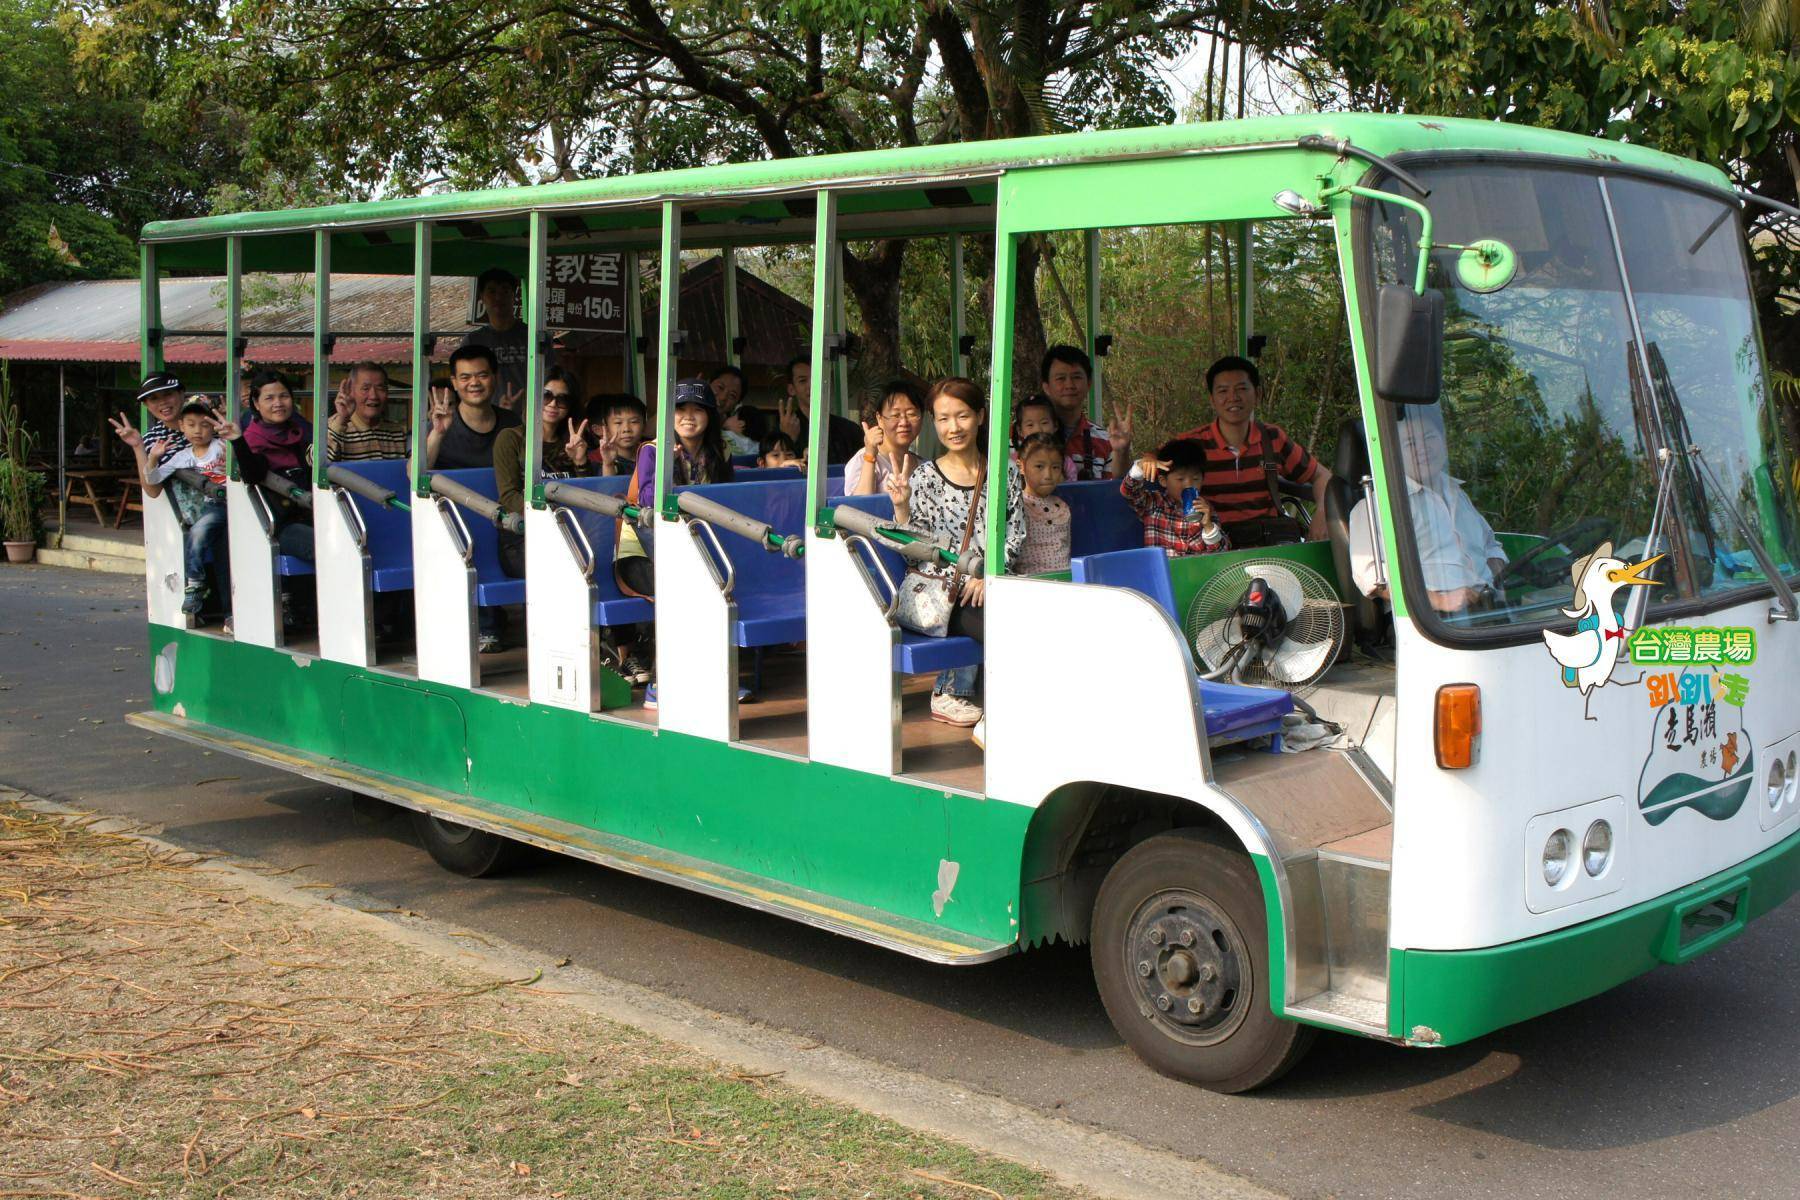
[
  {"xmin": 1092, "ymin": 829, "xmax": 1313, "ymax": 1093},
  {"xmin": 410, "ymin": 810, "xmax": 522, "ymax": 878}
]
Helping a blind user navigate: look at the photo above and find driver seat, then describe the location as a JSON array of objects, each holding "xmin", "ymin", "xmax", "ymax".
[{"xmin": 1323, "ymin": 417, "xmax": 1385, "ymax": 647}]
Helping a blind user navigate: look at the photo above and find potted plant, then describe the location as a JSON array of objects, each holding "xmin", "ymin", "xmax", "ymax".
[{"xmin": 0, "ymin": 364, "xmax": 44, "ymax": 563}]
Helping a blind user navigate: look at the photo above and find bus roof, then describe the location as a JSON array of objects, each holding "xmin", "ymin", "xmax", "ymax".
[{"xmin": 141, "ymin": 112, "xmax": 1729, "ymax": 254}]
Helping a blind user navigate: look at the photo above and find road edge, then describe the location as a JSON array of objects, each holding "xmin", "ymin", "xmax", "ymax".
[{"xmin": 6, "ymin": 788, "xmax": 1283, "ymax": 1200}]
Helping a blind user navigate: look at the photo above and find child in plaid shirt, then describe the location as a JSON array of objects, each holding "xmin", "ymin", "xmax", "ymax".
[{"xmin": 1120, "ymin": 438, "xmax": 1231, "ymax": 558}]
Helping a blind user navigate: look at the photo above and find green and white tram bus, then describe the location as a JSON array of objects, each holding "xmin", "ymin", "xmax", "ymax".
[{"xmin": 128, "ymin": 114, "xmax": 1800, "ymax": 1092}]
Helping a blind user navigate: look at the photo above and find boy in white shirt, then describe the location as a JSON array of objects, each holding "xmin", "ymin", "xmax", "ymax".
[{"xmin": 114, "ymin": 396, "xmax": 231, "ymax": 619}]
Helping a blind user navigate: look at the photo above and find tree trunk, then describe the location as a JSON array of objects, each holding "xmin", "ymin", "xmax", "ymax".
[
  {"xmin": 1012, "ymin": 235, "xmax": 1047, "ymax": 398},
  {"xmin": 842, "ymin": 239, "xmax": 907, "ymax": 389}
]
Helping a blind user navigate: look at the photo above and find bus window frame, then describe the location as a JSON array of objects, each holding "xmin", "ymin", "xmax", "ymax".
[{"xmin": 1349, "ymin": 152, "xmax": 1795, "ymax": 651}]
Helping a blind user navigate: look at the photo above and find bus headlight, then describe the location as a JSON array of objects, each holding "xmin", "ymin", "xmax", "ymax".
[
  {"xmin": 1543, "ymin": 828, "xmax": 1575, "ymax": 887},
  {"xmin": 1770, "ymin": 759, "xmax": 1787, "ymax": 811},
  {"xmin": 1582, "ymin": 820, "xmax": 1614, "ymax": 877}
]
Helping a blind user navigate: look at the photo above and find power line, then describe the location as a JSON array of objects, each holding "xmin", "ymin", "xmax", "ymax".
[{"xmin": 0, "ymin": 156, "xmax": 163, "ymax": 199}]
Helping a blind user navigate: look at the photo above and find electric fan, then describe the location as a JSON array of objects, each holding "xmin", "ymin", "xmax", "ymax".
[{"xmin": 1184, "ymin": 560, "xmax": 1345, "ymax": 695}]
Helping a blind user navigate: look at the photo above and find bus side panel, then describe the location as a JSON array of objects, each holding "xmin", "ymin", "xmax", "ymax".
[{"xmin": 145, "ymin": 627, "xmax": 1028, "ymax": 943}]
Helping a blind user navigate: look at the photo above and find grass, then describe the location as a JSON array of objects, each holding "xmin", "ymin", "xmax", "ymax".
[{"xmin": 0, "ymin": 798, "xmax": 1090, "ymax": 1200}]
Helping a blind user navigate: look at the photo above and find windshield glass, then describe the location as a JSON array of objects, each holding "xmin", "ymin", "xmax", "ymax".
[{"xmin": 1359, "ymin": 162, "xmax": 1800, "ymax": 634}]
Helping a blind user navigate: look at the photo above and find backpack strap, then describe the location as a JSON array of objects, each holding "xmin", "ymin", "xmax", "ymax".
[{"xmin": 1257, "ymin": 421, "xmax": 1282, "ymax": 509}]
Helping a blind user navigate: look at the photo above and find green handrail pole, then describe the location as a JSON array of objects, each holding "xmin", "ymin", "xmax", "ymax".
[
  {"xmin": 1236, "ymin": 221, "xmax": 1254, "ymax": 357},
  {"xmin": 624, "ymin": 250, "xmax": 646, "ymax": 396},
  {"xmin": 983, "ymin": 228, "xmax": 1020, "ymax": 574},
  {"xmin": 225, "ymin": 235, "xmax": 243, "ymax": 480},
  {"xmin": 722, "ymin": 247, "xmax": 741, "ymax": 369},
  {"xmin": 525, "ymin": 210, "xmax": 548, "ymax": 507},
  {"xmin": 312, "ymin": 229, "xmax": 332, "ymax": 489},
  {"xmin": 949, "ymin": 233, "xmax": 967, "ymax": 377},
  {"xmin": 1084, "ymin": 229, "xmax": 1102, "ymax": 420},
  {"xmin": 652, "ymin": 201, "xmax": 682, "ymax": 521},
  {"xmin": 1329, "ymin": 184, "xmax": 1433, "ymax": 294},
  {"xmin": 806, "ymin": 189, "xmax": 839, "ymax": 534},
  {"xmin": 833, "ymin": 242, "xmax": 850, "ymax": 418},
  {"xmin": 139, "ymin": 243, "xmax": 161, "ymax": 431},
  {"xmin": 410, "ymin": 221, "xmax": 433, "ymax": 497}
]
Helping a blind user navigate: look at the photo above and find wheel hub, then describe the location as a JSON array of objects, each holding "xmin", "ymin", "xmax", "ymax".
[{"xmin": 1126, "ymin": 890, "xmax": 1247, "ymax": 1045}]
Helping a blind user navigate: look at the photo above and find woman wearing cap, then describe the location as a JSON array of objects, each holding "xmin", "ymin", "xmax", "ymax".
[
  {"xmin": 611, "ymin": 379, "xmax": 735, "ymax": 690},
  {"xmin": 134, "ymin": 373, "xmax": 189, "ymax": 459}
]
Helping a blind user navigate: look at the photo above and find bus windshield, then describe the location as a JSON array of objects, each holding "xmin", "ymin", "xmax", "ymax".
[{"xmin": 1359, "ymin": 161, "xmax": 1800, "ymax": 635}]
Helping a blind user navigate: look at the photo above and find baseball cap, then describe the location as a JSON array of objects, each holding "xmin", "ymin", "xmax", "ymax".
[
  {"xmin": 178, "ymin": 395, "xmax": 216, "ymax": 419},
  {"xmin": 673, "ymin": 378, "xmax": 717, "ymax": 410},
  {"xmin": 137, "ymin": 372, "xmax": 183, "ymax": 403}
]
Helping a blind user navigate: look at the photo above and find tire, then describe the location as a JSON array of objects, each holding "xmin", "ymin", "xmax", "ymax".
[
  {"xmin": 1091, "ymin": 829, "xmax": 1314, "ymax": 1093},
  {"xmin": 410, "ymin": 809, "xmax": 523, "ymax": 878}
]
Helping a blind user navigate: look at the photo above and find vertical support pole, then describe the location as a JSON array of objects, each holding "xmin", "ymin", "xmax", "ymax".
[
  {"xmin": 1237, "ymin": 221, "xmax": 1254, "ymax": 357},
  {"xmin": 722, "ymin": 248, "xmax": 741, "ymax": 369},
  {"xmin": 225, "ymin": 235, "xmax": 243, "ymax": 477},
  {"xmin": 624, "ymin": 250, "xmax": 646, "ymax": 396},
  {"xmin": 949, "ymin": 233, "xmax": 967, "ymax": 377},
  {"xmin": 139, "ymin": 243, "xmax": 162, "ymax": 378},
  {"xmin": 56, "ymin": 363, "xmax": 66, "ymax": 548},
  {"xmin": 652, "ymin": 201, "xmax": 682, "ymax": 520},
  {"xmin": 409, "ymin": 221, "xmax": 433, "ymax": 496},
  {"xmin": 832, "ymin": 242, "xmax": 849, "ymax": 417},
  {"xmin": 1084, "ymin": 228, "xmax": 1103, "ymax": 421},
  {"xmin": 525, "ymin": 211, "xmax": 548, "ymax": 506},
  {"xmin": 312, "ymin": 230, "xmax": 332, "ymax": 489},
  {"xmin": 984, "ymin": 228, "xmax": 1020, "ymax": 575},
  {"xmin": 806, "ymin": 190, "xmax": 839, "ymax": 531}
]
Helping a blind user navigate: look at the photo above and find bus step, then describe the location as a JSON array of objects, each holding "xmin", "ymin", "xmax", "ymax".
[
  {"xmin": 1290, "ymin": 823, "xmax": 1392, "ymax": 1037},
  {"xmin": 125, "ymin": 709, "xmax": 1017, "ymax": 967}
]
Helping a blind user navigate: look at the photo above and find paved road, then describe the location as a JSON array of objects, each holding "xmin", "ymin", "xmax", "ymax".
[{"xmin": 5, "ymin": 564, "xmax": 1798, "ymax": 1199}]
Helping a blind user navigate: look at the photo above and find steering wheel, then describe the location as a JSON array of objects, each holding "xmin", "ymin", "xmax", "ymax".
[{"xmin": 1491, "ymin": 516, "xmax": 1618, "ymax": 593}]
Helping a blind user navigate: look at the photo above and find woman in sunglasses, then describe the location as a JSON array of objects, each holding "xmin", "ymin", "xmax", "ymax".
[{"xmin": 494, "ymin": 366, "xmax": 593, "ymax": 579}]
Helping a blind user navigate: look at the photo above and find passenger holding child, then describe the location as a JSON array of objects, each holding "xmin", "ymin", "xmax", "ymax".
[
  {"xmin": 885, "ymin": 377, "xmax": 1023, "ymax": 731},
  {"xmin": 1121, "ymin": 439, "xmax": 1232, "ymax": 558},
  {"xmin": 1173, "ymin": 355, "xmax": 1330, "ymax": 544},
  {"xmin": 112, "ymin": 397, "xmax": 231, "ymax": 621},
  {"xmin": 232, "ymin": 369, "xmax": 315, "ymax": 564},
  {"xmin": 134, "ymin": 373, "xmax": 188, "ymax": 457},
  {"xmin": 1015, "ymin": 432, "xmax": 1072, "ymax": 575},
  {"xmin": 845, "ymin": 380, "xmax": 924, "ymax": 496}
]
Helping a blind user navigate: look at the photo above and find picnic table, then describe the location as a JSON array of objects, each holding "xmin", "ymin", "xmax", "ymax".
[{"xmin": 61, "ymin": 469, "xmax": 132, "ymax": 524}]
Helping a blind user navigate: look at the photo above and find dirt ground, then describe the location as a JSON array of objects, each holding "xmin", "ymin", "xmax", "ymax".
[{"xmin": 0, "ymin": 796, "xmax": 1090, "ymax": 1200}]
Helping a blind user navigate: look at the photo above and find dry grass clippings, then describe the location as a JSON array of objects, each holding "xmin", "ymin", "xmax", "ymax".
[{"xmin": 0, "ymin": 799, "xmax": 1086, "ymax": 1199}]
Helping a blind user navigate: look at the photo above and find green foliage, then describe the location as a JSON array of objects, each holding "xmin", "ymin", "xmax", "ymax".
[{"xmin": 0, "ymin": 364, "xmax": 46, "ymax": 543}]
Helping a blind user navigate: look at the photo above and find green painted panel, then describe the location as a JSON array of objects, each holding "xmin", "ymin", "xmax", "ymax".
[
  {"xmin": 1001, "ymin": 154, "xmax": 1296, "ymax": 235},
  {"xmin": 1168, "ymin": 541, "xmax": 1344, "ymax": 627},
  {"xmin": 1399, "ymin": 825, "xmax": 1800, "ymax": 1045},
  {"xmin": 148, "ymin": 628, "xmax": 1027, "ymax": 944}
]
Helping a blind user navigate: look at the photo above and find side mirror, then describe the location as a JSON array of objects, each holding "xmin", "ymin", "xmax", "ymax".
[{"xmin": 1375, "ymin": 283, "xmax": 1444, "ymax": 404}]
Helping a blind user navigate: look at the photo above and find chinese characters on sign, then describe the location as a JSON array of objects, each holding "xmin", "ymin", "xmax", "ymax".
[
  {"xmin": 1627, "ymin": 625, "xmax": 1755, "ymax": 667},
  {"xmin": 546, "ymin": 251, "xmax": 627, "ymax": 333}
]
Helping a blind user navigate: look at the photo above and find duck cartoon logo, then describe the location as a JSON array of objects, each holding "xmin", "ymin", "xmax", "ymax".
[{"xmin": 1540, "ymin": 541, "xmax": 1662, "ymax": 720}]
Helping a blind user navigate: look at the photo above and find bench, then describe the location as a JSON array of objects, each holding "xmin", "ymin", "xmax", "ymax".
[
  {"xmin": 430, "ymin": 468, "xmax": 522, "ymax": 608},
  {"xmin": 682, "ymin": 479, "xmax": 808, "ymax": 648},
  {"xmin": 1071, "ymin": 545, "xmax": 1293, "ymax": 746},
  {"xmin": 828, "ymin": 493, "xmax": 982, "ymax": 675},
  {"xmin": 334, "ymin": 459, "xmax": 415, "ymax": 592}
]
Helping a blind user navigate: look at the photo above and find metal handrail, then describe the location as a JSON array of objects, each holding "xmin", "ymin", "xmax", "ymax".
[
  {"xmin": 843, "ymin": 534, "xmax": 899, "ymax": 620},
  {"xmin": 245, "ymin": 482, "xmax": 278, "ymax": 542},
  {"xmin": 687, "ymin": 518, "xmax": 736, "ymax": 599},
  {"xmin": 333, "ymin": 487, "xmax": 369, "ymax": 551},
  {"xmin": 553, "ymin": 506, "xmax": 596, "ymax": 581},
  {"xmin": 435, "ymin": 495, "xmax": 474, "ymax": 565}
]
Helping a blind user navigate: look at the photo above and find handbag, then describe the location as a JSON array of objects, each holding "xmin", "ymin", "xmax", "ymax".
[{"xmin": 893, "ymin": 463, "xmax": 984, "ymax": 638}]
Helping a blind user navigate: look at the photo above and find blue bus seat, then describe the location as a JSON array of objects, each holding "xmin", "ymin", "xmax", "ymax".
[
  {"xmin": 276, "ymin": 556, "xmax": 315, "ymax": 577},
  {"xmin": 431, "ymin": 468, "xmax": 522, "ymax": 607},
  {"xmin": 1197, "ymin": 679, "xmax": 1293, "ymax": 744},
  {"xmin": 828, "ymin": 493, "xmax": 981, "ymax": 674},
  {"xmin": 1070, "ymin": 546, "xmax": 1178, "ymax": 622},
  {"xmin": 730, "ymin": 466, "xmax": 844, "ymax": 497},
  {"xmin": 683, "ymin": 479, "xmax": 808, "ymax": 647},
  {"xmin": 334, "ymin": 459, "xmax": 414, "ymax": 592},
  {"xmin": 553, "ymin": 476, "xmax": 654, "ymax": 627},
  {"xmin": 1058, "ymin": 478, "xmax": 1141, "ymax": 558}
]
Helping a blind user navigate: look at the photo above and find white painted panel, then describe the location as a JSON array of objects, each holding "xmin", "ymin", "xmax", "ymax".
[
  {"xmin": 1388, "ymin": 597, "xmax": 1800, "ymax": 952},
  {"xmin": 313, "ymin": 486, "xmax": 375, "ymax": 667},
  {"xmin": 526, "ymin": 505, "xmax": 600, "ymax": 711},
  {"xmin": 225, "ymin": 482, "xmax": 279, "ymax": 648},
  {"xmin": 805, "ymin": 531, "xmax": 897, "ymax": 773},
  {"xmin": 653, "ymin": 518, "xmax": 735, "ymax": 741},
  {"xmin": 984, "ymin": 575, "xmax": 1274, "ymax": 857},
  {"xmin": 142, "ymin": 487, "xmax": 188, "ymax": 628},
  {"xmin": 412, "ymin": 496, "xmax": 477, "ymax": 689}
]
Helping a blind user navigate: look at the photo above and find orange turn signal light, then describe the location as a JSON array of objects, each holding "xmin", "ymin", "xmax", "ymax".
[{"xmin": 1435, "ymin": 684, "xmax": 1481, "ymax": 769}]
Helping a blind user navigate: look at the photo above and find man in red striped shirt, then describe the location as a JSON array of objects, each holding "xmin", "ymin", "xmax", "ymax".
[{"xmin": 1174, "ymin": 355, "xmax": 1332, "ymax": 543}]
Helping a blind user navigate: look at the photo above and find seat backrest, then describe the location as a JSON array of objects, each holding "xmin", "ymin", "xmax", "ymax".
[
  {"xmin": 430, "ymin": 468, "xmax": 506, "ymax": 581},
  {"xmin": 683, "ymin": 479, "xmax": 807, "ymax": 599},
  {"xmin": 551, "ymin": 475, "xmax": 632, "ymax": 593},
  {"xmin": 1058, "ymin": 478, "xmax": 1142, "ymax": 558},
  {"xmin": 1070, "ymin": 546, "xmax": 1179, "ymax": 622},
  {"xmin": 337, "ymin": 459, "xmax": 413, "ymax": 568},
  {"xmin": 732, "ymin": 467, "xmax": 808, "ymax": 483},
  {"xmin": 1324, "ymin": 417, "xmax": 1380, "ymax": 637}
]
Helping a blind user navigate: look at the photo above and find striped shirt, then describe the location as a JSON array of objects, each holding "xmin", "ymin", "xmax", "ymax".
[
  {"xmin": 328, "ymin": 419, "xmax": 410, "ymax": 461},
  {"xmin": 1175, "ymin": 419, "xmax": 1321, "ymax": 526},
  {"xmin": 141, "ymin": 417, "xmax": 188, "ymax": 456}
]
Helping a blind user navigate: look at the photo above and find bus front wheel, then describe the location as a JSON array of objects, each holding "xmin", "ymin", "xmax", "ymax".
[
  {"xmin": 410, "ymin": 810, "xmax": 523, "ymax": 878},
  {"xmin": 1091, "ymin": 830, "xmax": 1313, "ymax": 1093}
]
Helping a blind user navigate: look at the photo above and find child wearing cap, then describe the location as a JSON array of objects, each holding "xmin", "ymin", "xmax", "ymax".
[{"xmin": 111, "ymin": 396, "xmax": 232, "ymax": 622}]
